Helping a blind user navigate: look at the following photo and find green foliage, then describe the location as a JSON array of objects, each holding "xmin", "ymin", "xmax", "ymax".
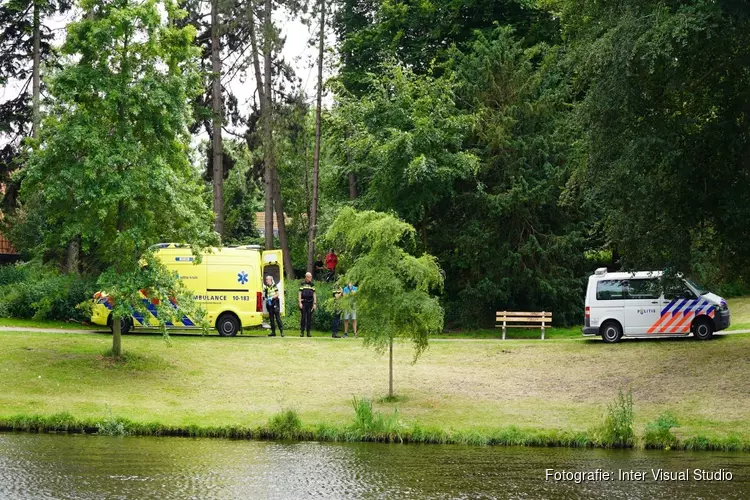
[
  {"xmin": 0, "ymin": 0, "xmax": 73, "ymax": 209},
  {"xmin": 0, "ymin": 263, "xmax": 97, "ymax": 321},
  {"xmin": 334, "ymin": 0, "xmax": 558, "ymax": 94},
  {"xmin": 3, "ymin": 407, "xmax": 746, "ymax": 450},
  {"xmin": 16, "ymin": 0, "xmax": 218, "ymax": 339},
  {"xmin": 324, "ymin": 208, "xmax": 444, "ymax": 359},
  {"xmin": 329, "ymin": 63, "xmax": 478, "ymax": 234},
  {"xmin": 643, "ymin": 412, "xmax": 680, "ymax": 450},
  {"xmin": 437, "ymin": 26, "xmax": 587, "ymax": 327},
  {"xmin": 595, "ymin": 389, "xmax": 635, "ymax": 448},
  {"xmin": 564, "ymin": 0, "xmax": 750, "ymax": 286},
  {"xmin": 221, "ymin": 140, "xmax": 262, "ymax": 245}
]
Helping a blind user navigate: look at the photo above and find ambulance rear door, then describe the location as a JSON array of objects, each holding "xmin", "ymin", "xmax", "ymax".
[{"xmin": 261, "ymin": 249, "xmax": 285, "ymax": 315}]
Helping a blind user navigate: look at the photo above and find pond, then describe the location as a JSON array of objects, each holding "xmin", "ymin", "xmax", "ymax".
[{"xmin": 0, "ymin": 433, "xmax": 747, "ymax": 499}]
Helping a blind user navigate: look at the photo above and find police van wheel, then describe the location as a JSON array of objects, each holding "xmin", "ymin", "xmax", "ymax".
[
  {"xmin": 693, "ymin": 318, "xmax": 714, "ymax": 340},
  {"xmin": 601, "ymin": 321, "xmax": 622, "ymax": 344},
  {"xmin": 107, "ymin": 315, "xmax": 132, "ymax": 335},
  {"xmin": 217, "ymin": 313, "xmax": 240, "ymax": 337}
]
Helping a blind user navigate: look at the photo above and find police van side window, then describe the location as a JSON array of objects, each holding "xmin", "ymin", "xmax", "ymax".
[
  {"xmin": 596, "ymin": 280, "xmax": 626, "ymax": 300},
  {"xmin": 627, "ymin": 279, "xmax": 659, "ymax": 300},
  {"xmin": 664, "ymin": 282, "xmax": 696, "ymax": 300}
]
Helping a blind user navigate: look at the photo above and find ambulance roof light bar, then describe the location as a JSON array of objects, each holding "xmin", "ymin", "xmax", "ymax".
[{"xmin": 595, "ymin": 267, "xmax": 608, "ymax": 276}]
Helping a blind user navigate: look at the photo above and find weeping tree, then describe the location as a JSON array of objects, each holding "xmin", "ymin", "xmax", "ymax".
[
  {"xmin": 19, "ymin": 0, "xmax": 217, "ymax": 356},
  {"xmin": 324, "ymin": 207, "xmax": 444, "ymax": 397}
]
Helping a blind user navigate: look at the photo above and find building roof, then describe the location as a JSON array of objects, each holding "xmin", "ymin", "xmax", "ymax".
[{"xmin": 255, "ymin": 212, "xmax": 291, "ymax": 237}]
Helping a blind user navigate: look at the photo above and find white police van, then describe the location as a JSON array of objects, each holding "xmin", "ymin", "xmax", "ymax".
[{"xmin": 583, "ymin": 268, "xmax": 730, "ymax": 343}]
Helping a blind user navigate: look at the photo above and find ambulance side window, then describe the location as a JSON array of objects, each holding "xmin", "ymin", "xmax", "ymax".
[{"xmin": 596, "ymin": 280, "xmax": 626, "ymax": 300}]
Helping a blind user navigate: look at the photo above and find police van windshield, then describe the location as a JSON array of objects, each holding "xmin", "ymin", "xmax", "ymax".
[{"xmin": 684, "ymin": 278, "xmax": 708, "ymax": 296}]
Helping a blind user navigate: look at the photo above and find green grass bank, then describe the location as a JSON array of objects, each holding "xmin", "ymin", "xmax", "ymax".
[{"xmin": 0, "ymin": 329, "xmax": 749, "ymax": 450}]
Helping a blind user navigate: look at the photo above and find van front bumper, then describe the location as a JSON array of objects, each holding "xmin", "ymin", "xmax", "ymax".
[{"xmin": 714, "ymin": 310, "xmax": 730, "ymax": 332}]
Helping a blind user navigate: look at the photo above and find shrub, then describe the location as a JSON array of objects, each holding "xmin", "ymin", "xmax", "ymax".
[
  {"xmin": 0, "ymin": 263, "xmax": 98, "ymax": 321},
  {"xmin": 643, "ymin": 412, "xmax": 679, "ymax": 449},
  {"xmin": 0, "ymin": 264, "xmax": 27, "ymax": 286},
  {"xmin": 595, "ymin": 389, "xmax": 635, "ymax": 448}
]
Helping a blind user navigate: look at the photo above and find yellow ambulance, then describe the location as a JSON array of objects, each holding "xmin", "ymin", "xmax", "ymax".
[{"xmin": 91, "ymin": 244, "xmax": 285, "ymax": 336}]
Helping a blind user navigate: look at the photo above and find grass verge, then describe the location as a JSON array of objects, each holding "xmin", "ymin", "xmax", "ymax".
[{"xmin": 2, "ymin": 404, "xmax": 747, "ymax": 452}]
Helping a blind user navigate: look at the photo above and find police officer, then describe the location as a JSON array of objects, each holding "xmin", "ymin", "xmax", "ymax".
[
  {"xmin": 298, "ymin": 272, "xmax": 317, "ymax": 337},
  {"xmin": 264, "ymin": 275, "xmax": 283, "ymax": 337}
]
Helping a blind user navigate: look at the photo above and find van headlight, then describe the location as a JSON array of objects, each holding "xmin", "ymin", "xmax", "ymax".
[{"xmin": 720, "ymin": 301, "xmax": 728, "ymax": 311}]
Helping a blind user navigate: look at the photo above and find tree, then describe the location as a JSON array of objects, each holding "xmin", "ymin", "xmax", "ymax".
[
  {"xmin": 328, "ymin": 63, "xmax": 478, "ymax": 248},
  {"xmin": 560, "ymin": 0, "xmax": 750, "ymax": 287},
  {"xmin": 0, "ymin": 0, "xmax": 72, "ymax": 210},
  {"xmin": 324, "ymin": 207, "xmax": 443, "ymax": 398},
  {"xmin": 306, "ymin": 0, "xmax": 325, "ymax": 273},
  {"xmin": 248, "ymin": 0, "xmax": 295, "ymax": 279},
  {"xmin": 19, "ymin": 0, "xmax": 217, "ymax": 356},
  {"xmin": 210, "ymin": 0, "xmax": 224, "ymax": 236},
  {"xmin": 333, "ymin": 0, "xmax": 558, "ymax": 94}
]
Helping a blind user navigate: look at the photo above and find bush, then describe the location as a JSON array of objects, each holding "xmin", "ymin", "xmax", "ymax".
[
  {"xmin": 0, "ymin": 264, "xmax": 27, "ymax": 287},
  {"xmin": 643, "ymin": 412, "xmax": 679, "ymax": 449},
  {"xmin": 0, "ymin": 263, "xmax": 98, "ymax": 322},
  {"xmin": 595, "ymin": 389, "xmax": 635, "ymax": 448}
]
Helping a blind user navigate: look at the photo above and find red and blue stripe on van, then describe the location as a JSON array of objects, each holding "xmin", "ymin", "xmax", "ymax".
[{"xmin": 647, "ymin": 298, "xmax": 715, "ymax": 334}]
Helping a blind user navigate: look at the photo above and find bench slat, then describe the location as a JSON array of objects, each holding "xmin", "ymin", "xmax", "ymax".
[
  {"xmin": 495, "ymin": 325, "xmax": 549, "ymax": 329},
  {"xmin": 496, "ymin": 311, "xmax": 551, "ymax": 317},
  {"xmin": 497, "ymin": 317, "xmax": 550, "ymax": 323}
]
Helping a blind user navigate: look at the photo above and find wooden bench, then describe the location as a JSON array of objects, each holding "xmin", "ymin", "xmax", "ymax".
[{"xmin": 496, "ymin": 311, "xmax": 552, "ymax": 340}]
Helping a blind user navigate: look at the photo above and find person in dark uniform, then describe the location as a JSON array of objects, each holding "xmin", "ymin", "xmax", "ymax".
[
  {"xmin": 264, "ymin": 275, "xmax": 283, "ymax": 337},
  {"xmin": 314, "ymin": 254, "xmax": 325, "ymax": 280},
  {"xmin": 298, "ymin": 272, "xmax": 317, "ymax": 337},
  {"xmin": 331, "ymin": 286, "xmax": 343, "ymax": 338}
]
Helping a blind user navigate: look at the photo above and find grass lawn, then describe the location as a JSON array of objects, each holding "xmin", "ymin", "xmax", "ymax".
[
  {"xmin": 727, "ymin": 296, "xmax": 750, "ymax": 330},
  {"xmin": 0, "ymin": 329, "xmax": 748, "ymax": 443}
]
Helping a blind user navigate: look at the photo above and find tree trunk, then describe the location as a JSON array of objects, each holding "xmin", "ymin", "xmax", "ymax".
[
  {"xmin": 262, "ymin": 0, "xmax": 275, "ymax": 249},
  {"xmin": 306, "ymin": 0, "xmax": 325, "ymax": 273},
  {"xmin": 112, "ymin": 314, "xmax": 122, "ymax": 357},
  {"xmin": 211, "ymin": 0, "xmax": 224, "ymax": 237},
  {"xmin": 348, "ymin": 172, "xmax": 357, "ymax": 199},
  {"xmin": 272, "ymin": 169, "xmax": 296, "ymax": 280},
  {"xmin": 64, "ymin": 239, "xmax": 79, "ymax": 274},
  {"xmin": 32, "ymin": 0, "xmax": 40, "ymax": 140},
  {"xmin": 389, "ymin": 338, "xmax": 394, "ymax": 398}
]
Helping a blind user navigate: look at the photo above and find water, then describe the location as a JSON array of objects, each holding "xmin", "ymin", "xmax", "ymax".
[{"xmin": 0, "ymin": 433, "xmax": 748, "ymax": 499}]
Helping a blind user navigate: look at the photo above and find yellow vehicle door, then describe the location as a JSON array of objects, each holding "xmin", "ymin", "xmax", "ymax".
[{"xmin": 261, "ymin": 250, "xmax": 285, "ymax": 315}]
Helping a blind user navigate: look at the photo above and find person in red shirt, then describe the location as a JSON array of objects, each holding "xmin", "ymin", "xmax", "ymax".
[{"xmin": 325, "ymin": 248, "xmax": 338, "ymax": 281}]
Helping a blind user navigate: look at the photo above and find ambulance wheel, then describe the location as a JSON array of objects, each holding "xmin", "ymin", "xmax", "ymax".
[
  {"xmin": 693, "ymin": 318, "xmax": 714, "ymax": 340},
  {"xmin": 217, "ymin": 313, "xmax": 240, "ymax": 337},
  {"xmin": 107, "ymin": 315, "xmax": 132, "ymax": 335},
  {"xmin": 600, "ymin": 321, "xmax": 622, "ymax": 344}
]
